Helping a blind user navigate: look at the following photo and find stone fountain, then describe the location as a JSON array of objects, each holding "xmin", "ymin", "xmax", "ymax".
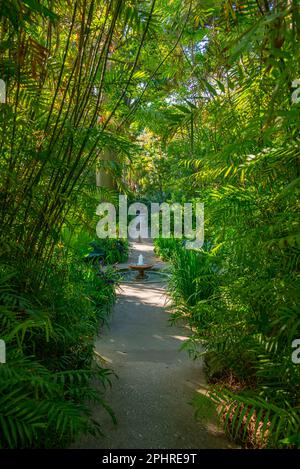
[{"xmin": 129, "ymin": 254, "xmax": 153, "ymax": 280}]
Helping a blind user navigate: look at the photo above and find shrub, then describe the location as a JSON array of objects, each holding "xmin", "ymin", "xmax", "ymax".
[
  {"xmin": 0, "ymin": 251, "xmax": 117, "ymax": 448},
  {"xmin": 154, "ymin": 237, "xmax": 183, "ymax": 261},
  {"xmin": 85, "ymin": 238, "xmax": 129, "ymax": 265}
]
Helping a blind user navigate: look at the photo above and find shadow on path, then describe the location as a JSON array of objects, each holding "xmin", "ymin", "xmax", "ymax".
[{"xmin": 75, "ymin": 242, "xmax": 235, "ymax": 449}]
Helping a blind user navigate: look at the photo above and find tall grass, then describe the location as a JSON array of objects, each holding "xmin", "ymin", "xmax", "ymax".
[
  {"xmin": 154, "ymin": 237, "xmax": 183, "ymax": 261},
  {"xmin": 169, "ymin": 248, "xmax": 218, "ymax": 309},
  {"xmin": 167, "ymin": 239, "xmax": 300, "ymax": 447}
]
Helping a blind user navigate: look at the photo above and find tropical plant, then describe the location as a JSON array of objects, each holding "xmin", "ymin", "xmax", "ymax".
[
  {"xmin": 154, "ymin": 237, "xmax": 182, "ymax": 261},
  {"xmin": 0, "ymin": 258, "xmax": 116, "ymax": 448},
  {"xmin": 0, "ymin": 0, "xmax": 188, "ymax": 448},
  {"xmin": 132, "ymin": 0, "xmax": 300, "ymax": 448}
]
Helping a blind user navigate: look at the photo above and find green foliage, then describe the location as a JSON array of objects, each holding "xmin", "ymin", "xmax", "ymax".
[
  {"xmin": 154, "ymin": 237, "xmax": 182, "ymax": 261},
  {"xmin": 194, "ymin": 388, "xmax": 300, "ymax": 448},
  {"xmin": 1, "ymin": 0, "xmax": 300, "ymax": 450},
  {"xmin": 0, "ymin": 352, "xmax": 111, "ymax": 449},
  {"xmin": 131, "ymin": 0, "xmax": 300, "ymax": 449},
  {"xmin": 85, "ymin": 239, "xmax": 129, "ymax": 265},
  {"xmin": 169, "ymin": 247, "xmax": 218, "ymax": 310},
  {"xmin": 0, "ymin": 252, "xmax": 117, "ymax": 448},
  {"xmin": 0, "ymin": 0, "xmax": 185, "ymax": 449}
]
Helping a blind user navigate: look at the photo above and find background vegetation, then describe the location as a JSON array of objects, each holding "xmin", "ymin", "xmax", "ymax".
[{"xmin": 150, "ymin": 0, "xmax": 300, "ymax": 449}]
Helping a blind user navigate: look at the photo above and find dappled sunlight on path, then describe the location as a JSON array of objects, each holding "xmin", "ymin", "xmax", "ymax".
[{"xmin": 75, "ymin": 241, "xmax": 235, "ymax": 449}]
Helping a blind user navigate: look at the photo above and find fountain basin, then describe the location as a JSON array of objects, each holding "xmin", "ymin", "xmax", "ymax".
[
  {"xmin": 128, "ymin": 263, "xmax": 153, "ymax": 280},
  {"xmin": 119, "ymin": 268, "xmax": 168, "ymax": 283}
]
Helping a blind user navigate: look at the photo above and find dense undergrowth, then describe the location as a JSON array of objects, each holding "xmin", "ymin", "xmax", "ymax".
[
  {"xmin": 0, "ymin": 0, "xmax": 155, "ymax": 448},
  {"xmin": 0, "ymin": 237, "xmax": 122, "ymax": 448},
  {"xmin": 155, "ymin": 232, "xmax": 300, "ymax": 448},
  {"xmin": 141, "ymin": 0, "xmax": 300, "ymax": 450}
]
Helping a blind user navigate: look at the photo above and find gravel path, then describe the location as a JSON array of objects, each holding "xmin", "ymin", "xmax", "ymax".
[{"xmin": 75, "ymin": 241, "xmax": 234, "ymax": 449}]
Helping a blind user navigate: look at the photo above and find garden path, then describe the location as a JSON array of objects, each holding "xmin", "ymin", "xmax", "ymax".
[{"xmin": 76, "ymin": 240, "xmax": 234, "ymax": 449}]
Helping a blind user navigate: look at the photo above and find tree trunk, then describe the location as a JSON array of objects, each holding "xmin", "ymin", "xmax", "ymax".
[{"xmin": 96, "ymin": 148, "xmax": 116, "ymax": 189}]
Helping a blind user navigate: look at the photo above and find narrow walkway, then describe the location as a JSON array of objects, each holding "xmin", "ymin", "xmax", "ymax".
[{"xmin": 77, "ymin": 241, "xmax": 234, "ymax": 449}]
